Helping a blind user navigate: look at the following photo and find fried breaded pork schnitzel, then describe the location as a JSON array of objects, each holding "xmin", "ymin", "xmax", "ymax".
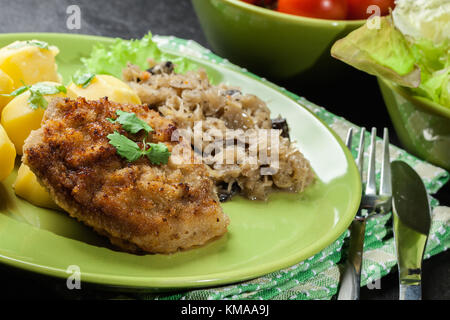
[{"xmin": 23, "ymin": 97, "xmax": 229, "ymax": 254}]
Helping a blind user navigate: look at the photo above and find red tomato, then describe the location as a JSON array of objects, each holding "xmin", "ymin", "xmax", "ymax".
[
  {"xmin": 347, "ymin": 0, "xmax": 395, "ymax": 20},
  {"xmin": 241, "ymin": 0, "xmax": 258, "ymax": 4},
  {"xmin": 277, "ymin": 0, "xmax": 348, "ymax": 20}
]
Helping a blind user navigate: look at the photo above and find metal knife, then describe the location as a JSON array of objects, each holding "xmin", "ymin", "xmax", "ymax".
[{"xmin": 391, "ymin": 161, "xmax": 431, "ymax": 300}]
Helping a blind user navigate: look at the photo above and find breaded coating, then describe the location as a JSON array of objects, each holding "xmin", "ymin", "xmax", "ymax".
[{"xmin": 23, "ymin": 97, "xmax": 229, "ymax": 254}]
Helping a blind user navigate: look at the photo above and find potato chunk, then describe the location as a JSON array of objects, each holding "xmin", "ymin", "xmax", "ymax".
[
  {"xmin": 0, "ymin": 69, "xmax": 14, "ymax": 112},
  {"xmin": 1, "ymin": 81, "xmax": 76, "ymax": 154},
  {"xmin": 68, "ymin": 74, "xmax": 141, "ymax": 104},
  {"xmin": 0, "ymin": 123, "xmax": 16, "ymax": 181},
  {"xmin": 13, "ymin": 163, "xmax": 58, "ymax": 209},
  {"xmin": 0, "ymin": 41, "xmax": 61, "ymax": 89}
]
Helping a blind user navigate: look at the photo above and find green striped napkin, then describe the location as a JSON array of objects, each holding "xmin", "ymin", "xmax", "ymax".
[{"xmin": 126, "ymin": 36, "xmax": 450, "ymax": 300}]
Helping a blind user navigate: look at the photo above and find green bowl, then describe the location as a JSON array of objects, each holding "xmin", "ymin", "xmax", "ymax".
[
  {"xmin": 378, "ymin": 77, "xmax": 450, "ymax": 171},
  {"xmin": 191, "ymin": 0, "xmax": 364, "ymax": 80}
]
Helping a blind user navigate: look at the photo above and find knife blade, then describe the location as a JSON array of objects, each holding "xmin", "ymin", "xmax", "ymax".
[{"xmin": 391, "ymin": 161, "xmax": 431, "ymax": 300}]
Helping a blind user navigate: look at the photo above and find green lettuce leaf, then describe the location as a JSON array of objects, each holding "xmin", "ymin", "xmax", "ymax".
[
  {"xmin": 81, "ymin": 32, "xmax": 197, "ymax": 79},
  {"xmin": 331, "ymin": 17, "xmax": 421, "ymax": 88},
  {"xmin": 331, "ymin": 16, "xmax": 449, "ymax": 108},
  {"xmin": 409, "ymin": 38, "xmax": 449, "ymax": 107}
]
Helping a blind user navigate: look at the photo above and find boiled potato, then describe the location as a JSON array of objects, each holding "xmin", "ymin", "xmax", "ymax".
[
  {"xmin": 1, "ymin": 81, "xmax": 76, "ymax": 154},
  {"xmin": 13, "ymin": 163, "xmax": 58, "ymax": 209},
  {"xmin": 0, "ymin": 69, "xmax": 14, "ymax": 112},
  {"xmin": 68, "ymin": 74, "xmax": 141, "ymax": 104},
  {"xmin": 0, "ymin": 40, "xmax": 61, "ymax": 89},
  {"xmin": 0, "ymin": 124, "xmax": 16, "ymax": 181}
]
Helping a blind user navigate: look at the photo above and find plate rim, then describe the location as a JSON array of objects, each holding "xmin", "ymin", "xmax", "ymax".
[{"xmin": 0, "ymin": 32, "xmax": 361, "ymax": 289}]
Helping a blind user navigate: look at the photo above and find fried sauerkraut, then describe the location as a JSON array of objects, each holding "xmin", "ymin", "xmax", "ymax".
[{"xmin": 123, "ymin": 62, "xmax": 314, "ymax": 200}]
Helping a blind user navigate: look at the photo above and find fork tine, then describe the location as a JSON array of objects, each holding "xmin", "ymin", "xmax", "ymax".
[
  {"xmin": 380, "ymin": 128, "xmax": 391, "ymax": 196},
  {"xmin": 366, "ymin": 127, "xmax": 377, "ymax": 195},
  {"xmin": 356, "ymin": 128, "xmax": 366, "ymax": 177},
  {"xmin": 346, "ymin": 128, "xmax": 353, "ymax": 150}
]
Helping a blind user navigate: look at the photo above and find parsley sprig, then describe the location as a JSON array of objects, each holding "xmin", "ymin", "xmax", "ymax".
[
  {"xmin": 107, "ymin": 131, "xmax": 145, "ymax": 162},
  {"xmin": 1, "ymin": 82, "xmax": 67, "ymax": 109},
  {"xmin": 8, "ymin": 40, "xmax": 50, "ymax": 50},
  {"xmin": 108, "ymin": 110, "xmax": 153, "ymax": 134},
  {"xmin": 72, "ymin": 71, "xmax": 96, "ymax": 88},
  {"xmin": 107, "ymin": 110, "xmax": 170, "ymax": 165}
]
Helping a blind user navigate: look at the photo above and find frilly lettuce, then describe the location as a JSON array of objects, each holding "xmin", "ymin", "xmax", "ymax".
[
  {"xmin": 81, "ymin": 32, "xmax": 197, "ymax": 79},
  {"xmin": 392, "ymin": 0, "xmax": 450, "ymax": 45},
  {"xmin": 331, "ymin": 13, "xmax": 449, "ymax": 108}
]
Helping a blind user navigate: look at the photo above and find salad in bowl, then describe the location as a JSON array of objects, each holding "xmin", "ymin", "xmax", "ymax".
[{"xmin": 331, "ymin": 0, "xmax": 450, "ymax": 169}]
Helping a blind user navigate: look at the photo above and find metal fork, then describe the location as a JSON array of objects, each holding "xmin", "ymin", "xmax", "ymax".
[{"xmin": 337, "ymin": 127, "xmax": 392, "ymax": 300}]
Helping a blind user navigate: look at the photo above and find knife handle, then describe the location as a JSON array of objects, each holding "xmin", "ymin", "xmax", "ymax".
[{"xmin": 400, "ymin": 284, "xmax": 422, "ymax": 300}]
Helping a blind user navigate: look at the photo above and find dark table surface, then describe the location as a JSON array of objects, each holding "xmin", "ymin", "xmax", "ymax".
[{"xmin": 0, "ymin": 0, "xmax": 448, "ymax": 300}]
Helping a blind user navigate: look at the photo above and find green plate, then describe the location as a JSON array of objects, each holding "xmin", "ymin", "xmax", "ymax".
[{"xmin": 0, "ymin": 33, "xmax": 361, "ymax": 290}]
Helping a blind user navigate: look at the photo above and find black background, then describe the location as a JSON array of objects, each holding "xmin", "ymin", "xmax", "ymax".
[{"xmin": 0, "ymin": 0, "xmax": 448, "ymax": 300}]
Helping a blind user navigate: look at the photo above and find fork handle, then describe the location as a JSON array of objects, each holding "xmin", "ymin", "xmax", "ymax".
[{"xmin": 338, "ymin": 218, "xmax": 366, "ymax": 300}]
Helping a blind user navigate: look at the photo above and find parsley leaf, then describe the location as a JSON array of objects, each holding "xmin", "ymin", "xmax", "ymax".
[
  {"xmin": 27, "ymin": 40, "xmax": 50, "ymax": 49},
  {"xmin": 30, "ymin": 83, "xmax": 66, "ymax": 95},
  {"xmin": 107, "ymin": 131, "xmax": 145, "ymax": 162},
  {"xmin": 107, "ymin": 110, "xmax": 169, "ymax": 165},
  {"xmin": 28, "ymin": 90, "xmax": 48, "ymax": 110},
  {"xmin": 56, "ymin": 84, "xmax": 67, "ymax": 93},
  {"xmin": 1, "ymin": 82, "xmax": 67, "ymax": 109},
  {"xmin": 108, "ymin": 110, "xmax": 153, "ymax": 134},
  {"xmin": 26, "ymin": 40, "xmax": 49, "ymax": 49},
  {"xmin": 1, "ymin": 85, "xmax": 29, "ymax": 97},
  {"xmin": 145, "ymin": 143, "xmax": 171, "ymax": 165},
  {"xmin": 8, "ymin": 40, "xmax": 50, "ymax": 50},
  {"xmin": 72, "ymin": 71, "xmax": 96, "ymax": 88},
  {"xmin": 28, "ymin": 83, "xmax": 67, "ymax": 109},
  {"xmin": 107, "ymin": 132, "xmax": 171, "ymax": 165}
]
